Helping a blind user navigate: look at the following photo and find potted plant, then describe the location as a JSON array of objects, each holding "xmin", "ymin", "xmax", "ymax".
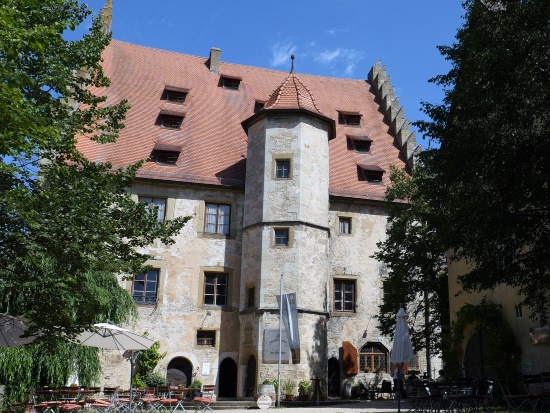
[
  {"xmin": 297, "ymin": 379, "xmax": 311, "ymax": 401},
  {"xmin": 281, "ymin": 379, "xmax": 296, "ymax": 401},
  {"xmin": 189, "ymin": 379, "xmax": 203, "ymax": 398}
]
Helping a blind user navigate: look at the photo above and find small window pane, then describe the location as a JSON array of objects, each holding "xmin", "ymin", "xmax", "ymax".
[
  {"xmin": 354, "ymin": 140, "xmax": 371, "ymax": 153},
  {"xmin": 339, "ymin": 217, "xmax": 351, "ymax": 234},
  {"xmin": 139, "ymin": 196, "xmax": 166, "ymax": 222},
  {"xmin": 334, "ymin": 280, "xmax": 355, "ymax": 312},
  {"xmin": 276, "ymin": 160, "xmax": 290, "ymax": 179},
  {"xmin": 204, "ymin": 273, "xmax": 228, "ymax": 306},
  {"xmin": 205, "ymin": 203, "xmax": 231, "ymax": 235},
  {"xmin": 275, "ymin": 229, "xmax": 289, "ymax": 246}
]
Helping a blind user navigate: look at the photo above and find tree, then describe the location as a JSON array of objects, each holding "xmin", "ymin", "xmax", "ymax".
[
  {"xmin": 373, "ymin": 166, "xmax": 449, "ymax": 370},
  {"xmin": 0, "ymin": 0, "xmax": 189, "ymax": 398},
  {"xmin": 416, "ymin": 0, "xmax": 550, "ymax": 322}
]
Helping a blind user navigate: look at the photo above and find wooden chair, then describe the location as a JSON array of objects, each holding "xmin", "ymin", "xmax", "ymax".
[{"xmin": 193, "ymin": 385, "xmax": 215, "ymax": 413}]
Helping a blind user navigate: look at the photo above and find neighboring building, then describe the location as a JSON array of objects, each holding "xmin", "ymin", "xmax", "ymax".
[
  {"xmin": 448, "ymin": 260, "xmax": 550, "ymax": 376},
  {"xmin": 78, "ymin": 25, "xmax": 425, "ymax": 396}
]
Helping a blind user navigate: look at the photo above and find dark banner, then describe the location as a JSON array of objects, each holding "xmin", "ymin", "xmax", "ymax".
[{"xmin": 277, "ymin": 292, "xmax": 300, "ymax": 363}]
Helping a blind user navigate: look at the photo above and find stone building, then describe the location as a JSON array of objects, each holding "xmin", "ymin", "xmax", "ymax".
[{"xmin": 79, "ymin": 31, "xmax": 422, "ymax": 397}]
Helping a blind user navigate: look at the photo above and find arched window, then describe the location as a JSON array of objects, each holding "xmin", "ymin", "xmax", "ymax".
[{"xmin": 359, "ymin": 342, "xmax": 388, "ymax": 373}]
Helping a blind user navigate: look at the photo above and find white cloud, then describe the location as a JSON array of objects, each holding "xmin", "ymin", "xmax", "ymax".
[
  {"xmin": 270, "ymin": 42, "xmax": 298, "ymax": 68},
  {"xmin": 314, "ymin": 48, "xmax": 365, "ymax": 76}
]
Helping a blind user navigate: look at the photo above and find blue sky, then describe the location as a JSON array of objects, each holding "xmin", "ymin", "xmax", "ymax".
[{"xmin": 80, "ymin": 0, "xmax": 465, "ymax": 149}]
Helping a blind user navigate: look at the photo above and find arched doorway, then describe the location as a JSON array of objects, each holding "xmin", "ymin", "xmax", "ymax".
[
  {"xmin": 328, "ymin": 357, "xmax": 340, "ymax": 398},
  {"xmin": 166, "ymin": 357, "xmax": 193, "ymax": 387},
  {"xmin": 244, "ymin": 355, "xmax": 256, "ymax": 397},
  {"xmin": 464, "ymin": 330, "xmax": 493, "ymax": 379},
  {"xmin": 218, "ymin": 358, "xmax": 238, "ymax": 398}
]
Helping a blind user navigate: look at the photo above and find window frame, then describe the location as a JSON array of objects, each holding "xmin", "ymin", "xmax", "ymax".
[
  {"xmin": 339, "ymin": 217, "xmax": 352, "ymax": 235},
  {"xmin": 132, "ymin": 269, "xmax": 159, "ymax": 305},
  {"xmin": 159, "ymin": 114, "xmax": 184, "ymax": 129},
  {"xmin": 364, "ymin": 170, "xmax": 384, "ymax": 184},
  {"xmin": 154, "ymin": 151, "xmax": 179, "ymax": 165},
  {"xmin": 275, "ymin": 159, "xmax": 291, "ymax": 179},
  {"xmin": 196, "ymin": 330, "xmax": 216, "ymax": 347},
  {"xmin": 338, "ymin": 112, "xmax": 362, "ymax": 127},
  {"xmin": 353, "ymin": 139, "xmax": 371, "ymax": 153},
  {"xmin": 164, "ymin": 89, "xmax": 187, "ymax": 104},
  {"xmin": 359, "ymin": 342, "xmax": 389, "ymax": 373},
  {"xmin": 204, "ymin": 203, "xmax": 231, "ymax": 235},
  {"xmin": 221, "ymin": 77, "xmax": 241, "ymax": 90},
  {"xmin": 138, "ymin": 196, "xmax": 167, "ymax": 222},
  {"xmin": 274, "ymin": 228, "xmax": 289, "ymax": 246},
  {"xmin": 203, "ymin": 272, "xmax": 228, "ymax": 307},
  {"xmin": 333, "ymin": 279, "xmax": 356, "ymax": 313}
]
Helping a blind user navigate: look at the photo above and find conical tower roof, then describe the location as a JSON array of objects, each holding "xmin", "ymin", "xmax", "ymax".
[{"xmin": 263, "ymin": 73, "xmax": 325, "ymax": 116}]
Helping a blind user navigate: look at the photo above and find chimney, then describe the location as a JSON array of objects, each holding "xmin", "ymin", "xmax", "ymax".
[{"xmin": 209, "ymin": 48, "xmax": 221, "ymax": 74}]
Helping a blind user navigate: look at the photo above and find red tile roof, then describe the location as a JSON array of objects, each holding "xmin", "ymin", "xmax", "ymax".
[
  {"xmin": 78, "ymin": 40, "xmax": 410, "ymax": 201},
  {"xmin": 264, "ymin": 73, "xmax": 324, "ymax": 116}
]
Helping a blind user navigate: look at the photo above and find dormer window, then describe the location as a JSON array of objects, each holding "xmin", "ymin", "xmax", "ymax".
[
  {"xmin": 154, "ymin": 151, "xmax": 179, "ymax": 165},
  {"xmin": 163, "ymin": 87, "xmax": 188, "ymax": 104},
  {"xmin": 158, "ymin": 114, "xmax": 184, "ymax": 129},
  {"xmin": 348, "ymin": 135, "xmax": 372, "ymax": 153},
  {"xmin": 338, "ymin": 111, "xmax": 362, "ymax": 127},
  {"xmin": 220, "ymin": 75, "xmax": 241, "ymax": 90},
  {"xmin": 357, "ymin": 164, "xmax": 384, "ymax": 184},
  {"xmin": 152, "ymin": 142, "xmax": 183, "ymax": 165}
]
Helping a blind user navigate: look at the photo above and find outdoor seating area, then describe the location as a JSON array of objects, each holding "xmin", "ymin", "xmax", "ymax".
[
  {"xmin": 10, "ymin": 386, "xmax": 213, "ymax": 413},
  {"xmin": 404, "ymin": 378, "xmax": 495, "ymax": 413}
]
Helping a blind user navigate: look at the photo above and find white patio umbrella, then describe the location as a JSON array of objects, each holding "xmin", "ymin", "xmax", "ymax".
[
  {"xmin": 390, "ymin": 308, "xmax": 415, "ymax": 413},
  {"xmin": 0, "ymin": 313, "xmax": 35, "ymax": 347},
  {"xmin": 76, "ymin": 322, "xmax": 155, "ymax": 412}
]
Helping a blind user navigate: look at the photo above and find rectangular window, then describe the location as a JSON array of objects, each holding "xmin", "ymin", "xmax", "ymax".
[
  {"xmin": 159, "ymin": 114, "xmax": 184, "ymax": 129},
  {"xmin": 165, "ymin": 89, "xmax": 187, "ymax": 104},
  {"xmin": 139, "ymin": 196, "xmax": 166, "ymax": 222},
  {"xmin": 339, "ymin": 217, "xmax": 351, "ymax": 234},
  {"xmin": 132, "ymin": 269, "xmax": 159, "ymax": 305},
  {"xmin": 204, "ymin": 273, "xmax": 228, "ymax": 306},
  {"xmin": 196, "ymin": 331, "xmax": 216, "ymax": 347},
  {"xmin": 154, "ymin": 151, "xmax": 179, "ymax": 165},
  {"xmin": 221, "ymin": 77, "xmax": 241, "ymax": 90},
  {"xmin": 276, "ymin": 160, "xmax": 291, "ymax": 179},
  {"xmin": 364, "ymin": 170, "xmax": 383, "ymax": 184},
  {"xmin": 275, "ymin": 228, "xmax": 289, "ymax": 246},
  {"xmin": 339, "ymin": 112, "xmax": 362, "ymax": 127},
  {"xmin": 353, "ymin": 140, "xmax": 371, "ymax": 153},
  {"xmin": 334, "ymin": 280, "xmax": 355, "ymax": 312},
  {"xmin": 247, "ymin": 287, "xmax": 255, "ymax": 308},
  {"xmin": 205, "ymin": 203, "xmax": 230, "ymax": 234},
  {"xmin": 515, "ymin": 304, "xmax": 523, "ymax": 318}
]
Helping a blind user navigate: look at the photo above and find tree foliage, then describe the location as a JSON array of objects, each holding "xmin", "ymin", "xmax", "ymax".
[
  {"xmin": 416, "ymin": 0, "xmax": 550, "ymax": 322},
  {"xmin": 0, "ymin": 0, "xmax": 189, "ymax": 399},
  {"xmin": 374, "ymin": 166, "xmax": 449, "ymax": 355}
]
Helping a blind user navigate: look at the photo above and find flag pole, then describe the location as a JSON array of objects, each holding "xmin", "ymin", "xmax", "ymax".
[{"xmin": 277, "ymin": 273, "xmax": 283, "ymax": 407}]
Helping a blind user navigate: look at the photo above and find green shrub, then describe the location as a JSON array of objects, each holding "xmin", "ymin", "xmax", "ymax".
[
  {"xmin": 144, "ymin": 371, "xmax": 167, "ymax": 387},
  {"xmin": 189, "ymin": 379, "xmax": 203, "ymax": 389}
]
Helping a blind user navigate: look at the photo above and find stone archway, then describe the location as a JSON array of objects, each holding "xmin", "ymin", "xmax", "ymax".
[
  {"xmin": 244, "ymin": 355, "xmax": 257, "ymax": 397},
  {"xmin": 327, "ymin": 357, "xmax": 340, "ymax": 398},
  {"xmin": 218, "ymin": 358, "xmax": 238, "ymax": 398},
  {"xmin": 464, "ymin": 330, "xmax": 493, "ymax": 379},
  {"xmin": 166, "ymin": 357, "xmax": 193, "ymax": 387}
]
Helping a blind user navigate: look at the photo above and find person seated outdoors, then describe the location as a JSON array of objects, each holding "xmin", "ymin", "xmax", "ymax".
[
  {"xmin": 407, "ymin": 371, "xmax": 421, "ymax": 384},
  {"xmin": 436, "ymin": 369, "xmax": 446, "ymax": 383}
]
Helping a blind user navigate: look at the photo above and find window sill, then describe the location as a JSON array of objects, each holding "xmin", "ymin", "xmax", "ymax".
[
  {"xmin": 200, "ymin": 232, "xmax": 232, "ymax": 239},
  {"xmin": 330, "ymin": 311, "xmax": 357, "ymax": 317}
]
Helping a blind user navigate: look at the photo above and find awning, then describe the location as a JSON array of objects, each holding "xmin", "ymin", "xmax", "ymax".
[
  {"xmin": 347, "ymin": 135, "xmax": 372, "ymax": 142},
  {"xmin": 357, "ymin": 163, "xmax": 385, "ymax": 172},
  {"xmin": 153, "ymin": 142, "xmax": 183, "ymax": 152}
]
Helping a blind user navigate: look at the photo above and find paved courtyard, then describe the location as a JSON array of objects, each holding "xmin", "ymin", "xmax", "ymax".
[{"xmin": 221, "ymin": 399, "xmax": 407, "ymax": 412}]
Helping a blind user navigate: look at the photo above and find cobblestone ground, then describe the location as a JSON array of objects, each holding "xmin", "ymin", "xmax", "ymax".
[{"xmin": 220, "ymin": 399, "xmax": 407, "ymax": 413}]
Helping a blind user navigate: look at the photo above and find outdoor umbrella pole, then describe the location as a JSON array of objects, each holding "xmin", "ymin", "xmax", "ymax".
[{"xmin": 130, "ymin": 350, "xmax": 134, "ymax": 413}]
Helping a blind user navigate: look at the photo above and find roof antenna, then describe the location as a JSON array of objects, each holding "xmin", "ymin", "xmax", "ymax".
[{"xmin": 290, "ymin": 55, "xmax": 295, "ymax": 74}]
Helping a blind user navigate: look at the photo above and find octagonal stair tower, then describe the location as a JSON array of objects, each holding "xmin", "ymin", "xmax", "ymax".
[{"xmin": 239, "ymin": 71, "xmax": 336, "ymax": 394}]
